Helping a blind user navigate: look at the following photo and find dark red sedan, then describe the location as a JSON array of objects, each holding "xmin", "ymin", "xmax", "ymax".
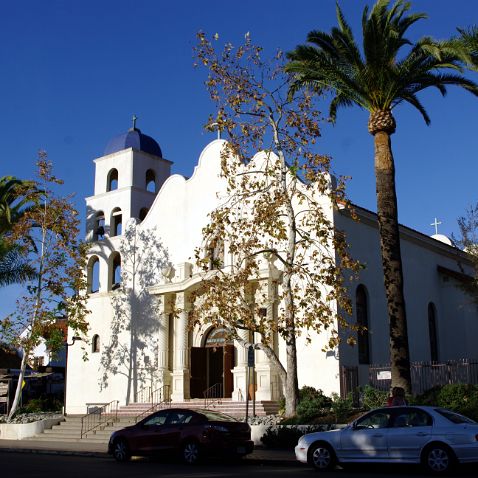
[{"xmin": 108, "ymin": 408, "xmax": 254, "ymax": 464}]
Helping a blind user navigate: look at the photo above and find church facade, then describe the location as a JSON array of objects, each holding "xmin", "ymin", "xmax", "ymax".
[{"xmin": 65, "ymin": 127, "xmax": 478, "ymax": 414}]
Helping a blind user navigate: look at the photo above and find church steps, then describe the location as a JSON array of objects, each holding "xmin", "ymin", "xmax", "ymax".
[
  {"xmin": 25, "ymin": 399, "xmax": 279, "ymax": 444},
  {"xmin": 116, "ymin": 399, "xmax": 279, "ymax": 418},
  {"xmin": 24, "ymin": 416, "xmax": 137, "ymax": 443}
]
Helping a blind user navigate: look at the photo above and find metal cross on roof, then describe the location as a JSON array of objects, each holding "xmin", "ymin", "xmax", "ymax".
[
  {"xmin": 431, "ymin": 217, "xmax": 442, "ymax": 235},
  {"xmin": 132, "ymin": 114, "xmax": 138, "ymax": 130}
]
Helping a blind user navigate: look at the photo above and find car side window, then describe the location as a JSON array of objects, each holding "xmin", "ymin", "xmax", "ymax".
[
  {"xmin": 143, "ymin": 412, "xmax": 167, "ymax": 427},
  {"xmin": 166, "ymin": 412, "xmax": 195, "ymax": 425},
  {"xmin": 392, "ymin": 409, "xmax": 432, "ymax": 428},
  {"xmin": 408, "ymin": 410, "xmax": 432, "ymax": 427},
  {"xmin": 356, "ymin": 411, "xmax": 392, "ymax": 429}
]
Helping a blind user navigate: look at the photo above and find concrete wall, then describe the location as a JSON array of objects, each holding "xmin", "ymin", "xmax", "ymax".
[{"xmin": 0, "ymin": 417, "xmax": 63, "ymax": 440}]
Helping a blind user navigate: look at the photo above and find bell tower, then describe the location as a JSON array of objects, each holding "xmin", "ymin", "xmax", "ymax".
[{"xmin": 85, "ymin": 117, "xmax": 172, "ymax": 242}]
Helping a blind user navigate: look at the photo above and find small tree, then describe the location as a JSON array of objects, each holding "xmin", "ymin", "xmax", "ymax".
[
  {"xmin": 192, "ymin": 33, "xmax": 359, "ymax": 417},
  {"xmin": 1, "ymin": 153, "xmax": 89, "ymax": 420},
  {"xmin": 99, "ymin": 219, "xmax": 169, "ymax": 405},
  {"xmin": 453, "ymin": 203, "xmax": 478, "ymax": 300}
]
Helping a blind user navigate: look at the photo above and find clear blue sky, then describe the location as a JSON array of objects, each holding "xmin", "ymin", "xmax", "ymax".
[{"xmin": 1, "ymin": 0, "xmax": 477, "ymax": 317}]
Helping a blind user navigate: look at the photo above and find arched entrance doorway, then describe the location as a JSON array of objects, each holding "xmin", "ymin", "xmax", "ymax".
[{"xmin": 190, "ymin": 327, "xmax": 234, "ymax": 399}]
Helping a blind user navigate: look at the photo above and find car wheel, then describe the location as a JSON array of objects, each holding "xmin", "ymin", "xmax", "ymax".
[
  {"xmin": 422, "ymin": 444, "xmax": 455, "ymax": 474},
  {"xmin": 112, "ymin": 438, "xmax": 131, "ymax": 462},
  {"xmin": 308, "ymin": 442, "xmax": 336, "ymax": 471},
  {"xmin": 182, "ymin": 441, "xmax": 201, "ymax": 465}
]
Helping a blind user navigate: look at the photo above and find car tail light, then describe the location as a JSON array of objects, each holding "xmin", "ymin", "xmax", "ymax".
[{"xmin": 475, "ymin": 434, "xmax": 478, "ymax": 442}]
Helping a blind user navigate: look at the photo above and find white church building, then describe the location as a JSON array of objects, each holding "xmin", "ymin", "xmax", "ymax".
[{"xmin": 65, "ymin": 125, "xmax": 478, "ymax": 414}]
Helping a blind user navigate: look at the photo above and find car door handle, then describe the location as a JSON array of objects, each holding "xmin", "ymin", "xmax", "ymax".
[
  {"xmin": 372, "ymin": 434, "xmax": 384, "ymax": 438},
  {"xmin": 416, "ymin": 432, "xmax": 428, "ymax": 436}
]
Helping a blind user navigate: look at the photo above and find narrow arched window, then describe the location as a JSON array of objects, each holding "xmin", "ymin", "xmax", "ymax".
[
  {"xmin": 92, "ymin": 334, "xmax": 100, "ymax": 353},
  {"xmin": 428, "ymin": 302, "xmax": 439, "ymax": 362},
  {"xmin": 111, "ymin": 208, "xmax": 122, "ymax": 236},
  {"xmin": 139, "ymin": 207, "xmax": 149, "ymax": 221},
  {"xmin": 356, "ymin": 285, "xmax": 370, "ymax": 364},
  {"xmin": 107, "ymin": 169, "xmax": 118, "ymax": 192},
  {"xmin": 87, "ymin": 256, "xmax": 100, "ymax": 293},
  {"xmin": 110, "ymin": 252, "xmax": 121, "ymax": 290},
  {"xmin": 93, "ymin": 211, "xmax": 105, "ymax": 241},
  {"xmin": 146, "ymin": 169, "xmax": 156, "ymax": 193}
]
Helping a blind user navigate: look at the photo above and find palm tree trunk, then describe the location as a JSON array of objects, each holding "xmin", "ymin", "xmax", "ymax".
[{"xmin": 373, "ymin": 130, "xmax": 412, "ymax": 393}]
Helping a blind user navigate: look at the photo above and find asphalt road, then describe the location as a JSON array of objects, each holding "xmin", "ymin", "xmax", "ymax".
[{"xmin": 0, "ymin": 452, "xmax": 477, "ymax": 478}]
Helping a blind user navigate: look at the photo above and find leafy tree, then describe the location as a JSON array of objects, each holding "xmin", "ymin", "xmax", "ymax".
[
  {"xmin": 286, "ymin": 0, "xmax": 478, "ymax": 393},
  {"xmin": 193, "ymin": 33, "xmax": 359, "ymax": 417},
  {"xmin": 0, "ymin": 177, "xmax": 36, "ymax": 287},
  {"xmin": 1, "ymin": 153, "xmax": 89, "ymax": 420},
  {"xmin": 99, "ymin": 219, "xmax": 169, "ymax": 405}
]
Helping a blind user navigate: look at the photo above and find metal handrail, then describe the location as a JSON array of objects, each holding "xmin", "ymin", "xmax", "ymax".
[
  {"xmin": 134, "ymin": 384, "xmax": 171, "ymax": 423},
  {"xmin": 203, "ymin": 382, "xmax": 223, "ymax": 409},
  {"xmin": 80, "ymin": 400, "xmax": 119, "ymax": 439},
  {"xmin": 137, "ymin": 384, "xmax": 154, "ymax": 404}
]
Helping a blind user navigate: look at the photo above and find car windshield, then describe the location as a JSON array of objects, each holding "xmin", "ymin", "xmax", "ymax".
[
  {"xmin": 201, "ymin": 410, "xmax": 237, "ymax": 422},
  {"xmin": 435, "ymin": 408, "xmax": 476, "ymax": 424}
]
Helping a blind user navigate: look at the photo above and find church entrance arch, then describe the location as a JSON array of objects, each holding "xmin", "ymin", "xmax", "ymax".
[{"xmin": 190, "ymin": 327, "xmax": 234, "ymax": 399}]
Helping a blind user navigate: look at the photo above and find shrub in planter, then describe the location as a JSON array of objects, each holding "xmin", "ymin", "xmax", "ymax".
[
  {"xmin": 260, "ymin": 425, "xmax": 321, "ymax": 449},
  {"xmin": 415, "ymin": 383, "xmax": 478, "ymax": 421},
  {"xmin": 360, "ymin": 385, "xmax": 388, "ymax": 410},
  {"xmin": 437, "ymin": 384, "xmax": 478, "ymax": 413},
  {"xmin": 414, "ymin": 385, "xmax": 441, "ymax": 406},
  {"xmin": 18, "ymin": 396, "xmax": 63, "ymax": 414},
  {"xmin": 296, "ymin": 386, "xmax": 333, "ymax": 422},
  {"xmin": 331, "ymin": 392, "xmax": 353, "ymax": 423}
]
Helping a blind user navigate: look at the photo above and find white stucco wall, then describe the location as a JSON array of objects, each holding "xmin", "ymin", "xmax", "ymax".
[
  {"xmin": 67, "ymin": 136, "xmax": 478, "ymax": 414},
  {"xmin": 336, "ymin": 207, "xmax": 478, "ymax": 380}
]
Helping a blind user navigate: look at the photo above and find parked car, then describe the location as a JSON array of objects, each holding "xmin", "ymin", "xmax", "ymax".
[
  {"xmin": 108, "ymin": 407, "xmax": 254, "ymax": 464},
  {"xmin": 295, "ymin": 406, "xmax": 478, "ymax": 474}
]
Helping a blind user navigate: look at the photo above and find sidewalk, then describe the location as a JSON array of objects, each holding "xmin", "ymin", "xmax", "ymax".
[{"xmin": 0, "ymin": 438, "xmax": 297, "ymax": 465}]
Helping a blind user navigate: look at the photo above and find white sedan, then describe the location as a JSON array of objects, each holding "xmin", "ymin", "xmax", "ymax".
[{"xmin": 295, "ymin": 406, "xmax": 478, "ymax": 474}]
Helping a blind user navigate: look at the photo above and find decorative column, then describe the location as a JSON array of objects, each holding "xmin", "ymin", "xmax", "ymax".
[
  {"xmin": 170, "ymin": 291, "xmax": 191, "ymax": 402},
  {"xmin": 232, "ymin": 328, "xmax": 250, "ymax": 401},
  {"xmin": 255, "ymin": 272, "xmax": 280, "ymax": 401},
  {"xmin": 156, "ymin": 294, "xmax": 172, "ymax": 396}
]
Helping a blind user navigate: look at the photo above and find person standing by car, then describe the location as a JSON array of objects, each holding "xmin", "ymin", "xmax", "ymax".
[{"xmin": 387, "ymin": 386, "xmax": 408, "ymax": 406}]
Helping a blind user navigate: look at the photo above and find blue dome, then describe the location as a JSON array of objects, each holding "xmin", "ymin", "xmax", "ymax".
[{"xmin": 104, "ymin": 128, "xmax": 162, "ymax": 157}]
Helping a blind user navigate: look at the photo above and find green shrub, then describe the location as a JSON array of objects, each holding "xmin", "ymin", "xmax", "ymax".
[
  {"xmin": 295, "ymin": 386, "xmax": 332, "ymax": 422},
  {"xmin": 331, "ymin": 392, "xmax": 353, "ymax": 423},
  {"xmin": 19, "ymin": 396, "xmax": 63, "ymax": 414},
  {"xmin": 299, "ymin": 386, "xmax": 333, "ymax": 407},
  {"xmin": 414, "ymin": 385, "xmax": 441, "ymax": 406},
  {"xmin": 416, "ymin": 383, "xmax": 478, "ymax": 421},
  {"xmin": 360, "ymin": 385, "xmax": 388, "ymax": 410},
  {"xmin": 260, "ymin": 425, "xmax": 321, "ymax": 449}
]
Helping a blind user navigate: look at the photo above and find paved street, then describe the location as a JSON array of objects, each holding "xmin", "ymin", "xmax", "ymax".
[{"xmin": 1, "ymin": 452, "xmax": 477, "ymax": 478}]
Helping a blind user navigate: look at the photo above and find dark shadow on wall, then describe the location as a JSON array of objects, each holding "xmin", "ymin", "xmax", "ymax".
[{"xmin": 84, "ymin": 210, "xmax": 170, "ymax": 406}]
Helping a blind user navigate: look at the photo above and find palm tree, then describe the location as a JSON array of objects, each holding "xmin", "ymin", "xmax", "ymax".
[
  {"xmin": 0, "ymin": 176, "xmax": 36, "ymax": 287},
  {"xmin": 456, "ymin": 26, "xmax": 478, "ymax": 71},
  {"xmin": 286, "ymin": 0, "xmax": 478, "ymax": 393}
]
